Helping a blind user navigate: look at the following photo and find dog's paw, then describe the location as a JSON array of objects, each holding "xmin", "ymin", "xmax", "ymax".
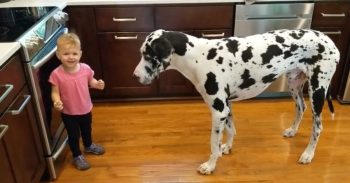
[
  {"xmin": 221, "ymin": 144, "xmax": 232, "ymax": 155},
  {"xmin": 283, "ymin": 127, "xmax": 297, "ymax": 137},
  {"xmin": 198, "ymin": 162, "xmax": 215, "ymax": 175},
  {"xmin": 298, "ymin": 151, "xmax": 314, "ymax": 164}
]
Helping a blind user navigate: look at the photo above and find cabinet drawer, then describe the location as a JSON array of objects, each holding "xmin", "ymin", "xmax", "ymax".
[
  {"xmin": 155, "ymin": 5, "xmax": 233, "ymax": 30},
  {"xmin": 0, "ymin": 54, "xmax": 26, "ymax": 113},
  {"xmin": 95, "ymin": 7, "xmax": 154, "ymax": 32},
  {"xmin": 312, "ymin": 2, "xmax": 350, "ymax": 27}
]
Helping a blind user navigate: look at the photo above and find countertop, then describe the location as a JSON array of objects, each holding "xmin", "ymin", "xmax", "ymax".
[
  {"xmin": 0, "ymin": 43, "xmax": 21, "ymax": 67},
  {"xmin": 2, "ymin": 0, "xmax": 245, "ymax": 65}
]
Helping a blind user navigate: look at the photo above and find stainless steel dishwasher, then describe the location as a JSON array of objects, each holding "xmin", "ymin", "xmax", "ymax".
[{"xmin": 234, "ymin": 3, "xmax": 314, "ymax": 97}]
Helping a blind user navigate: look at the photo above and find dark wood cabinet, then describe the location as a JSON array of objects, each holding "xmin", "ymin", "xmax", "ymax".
[
  {"xmin": 0, "ymin": 53, "xmax": 45, "ymax": 183},
  {"xmin": 155, "ymin": 5, "xmax": 233, "ymax": 98},
  {"xmin": 66, "ymin": 7, "xmax": 103, "ymax": 98},
  {"xmin": 311, "ymin": 1, "xmax": 350, "ymax": 97},
  {"xmin": 67, "ymin": 4, "xmax": 234, "ymax": 100},
  {"xmin": 98, "ymin": 32, "xmax": 158, "ymax": 98},
  {"xmin": 0, "ymin": 141, "xmax": 16, "ymax": 183}
]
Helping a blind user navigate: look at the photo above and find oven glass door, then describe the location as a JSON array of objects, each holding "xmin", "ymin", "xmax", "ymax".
[{"xmin": 27, "ymin": 27, "xmax": 68, "ymax": 180}]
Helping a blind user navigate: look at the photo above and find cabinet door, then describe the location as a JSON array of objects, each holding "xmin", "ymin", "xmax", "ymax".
[
  {"xmin": 311, "ymin": 2, "xmax": 350, "ymax": 97},
  {"xmin": 98, "ymin": 32, "xmax": 158, "ymax": 98},
  {"xmin": 0, "ymin": 140, "xmax": 16, "ymax": 183},
  {"xmin": 67, "ymin": 7, "xmax": 103, "ymax": 98},
  {"xmin": 2, "ymin": 88, "xmax": 45, "ymax": 183}
]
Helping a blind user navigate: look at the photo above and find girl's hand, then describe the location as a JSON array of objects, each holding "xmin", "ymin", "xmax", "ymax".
[
  {"xmin": 96, "ymin": 79, "xmax": 105, "ymax": 90},
  {"xmin": 54, "ymin": 101, "xmax": 63, "ymax": 111}
]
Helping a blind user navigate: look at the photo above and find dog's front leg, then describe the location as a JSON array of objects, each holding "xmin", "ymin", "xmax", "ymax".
[{"xmin": 198, "ymin": 110, "xmax": 226, "ymax": 175}]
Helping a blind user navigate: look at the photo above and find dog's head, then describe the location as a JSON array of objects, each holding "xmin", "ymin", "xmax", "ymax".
[
  {"xmin": 133, "ymin": 29, "xmax": 189, "ymax": 85},
  {"xmin": 133, "ymin": 29, "xmax": 173, "ymax": 85}
]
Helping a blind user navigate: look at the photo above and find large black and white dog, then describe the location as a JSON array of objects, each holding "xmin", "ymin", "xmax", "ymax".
[{"xmin": 133, "ymin": 29, "xmax": 339, "ymax": 175}]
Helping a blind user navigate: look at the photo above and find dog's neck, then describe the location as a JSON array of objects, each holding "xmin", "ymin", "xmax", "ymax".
[{"xmin": 168, "ymin": 35, "xmax": 215, "ymax": 86}]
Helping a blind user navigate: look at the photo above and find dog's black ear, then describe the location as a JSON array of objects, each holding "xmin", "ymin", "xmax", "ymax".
[{"xmin": 151, "ymin": 37, "xmax": 172, "ymax": 59}]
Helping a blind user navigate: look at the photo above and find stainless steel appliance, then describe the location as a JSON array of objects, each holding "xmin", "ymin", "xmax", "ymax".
[
  {"xmin": 0, "ymin": 6, "xmax": 68, "ymax": 180},
  {"xmin": 234, "ymin": 3, "xmax": 314, "ymax": 97}
]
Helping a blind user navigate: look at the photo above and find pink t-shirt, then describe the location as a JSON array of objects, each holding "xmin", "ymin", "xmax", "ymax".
[{"xmin": 49, "ymin": 63, "xmax": 94, "ymax": 115}]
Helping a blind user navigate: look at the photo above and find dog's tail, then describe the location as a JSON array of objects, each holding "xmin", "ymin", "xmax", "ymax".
[{"xmin": 326, "ymin": 86, "xmax": 335, "ymax": 120}]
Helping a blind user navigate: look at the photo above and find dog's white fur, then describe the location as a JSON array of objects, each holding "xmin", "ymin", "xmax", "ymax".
[{"xmin": 133, "ymin": 29, "xmax": 339, "ymax": 175}]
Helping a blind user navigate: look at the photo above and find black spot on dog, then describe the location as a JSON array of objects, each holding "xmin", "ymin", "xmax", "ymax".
[
  {"xmin": 205, "ymin": 72, "xmax": 219, "ymax": 95},
  {"xmin": 276, "ymin": 36, "xmax": 285, "ymax": 43},
  {"xmin": 312, "ymin": 87, "xmax": 325, "ymax": 116},
  {"xmin": 291, "ymin": 44, "xmax": 299, "ymax": 52},
  {"xmin": 162, "ymin": 31, "xmax": 189, "ymax": 56},
  {"xmin": 242, "ymin": 46, "xmax": 253, "ymax": 63},
  {"xmin": 216, "ymin": 57, "xmax": 223, "ymax": 64},
  {"xmin": 284, "ymin": 51, "xmax": 293, "ymax": 59},
  {"xmin": 212, "ymin": 98, "xmax": 225, "ymax": 112},
  {"xmin": 312, "ymin": 30, "xmax": 320, "ymax": 37},
  {"xmin": 266, "ymin": 65, "xmax": 273, "ymax": 69},
  {"xmin": 145, "ymin": 66, "xmax": 153, "ymax": 76},
  {"xmin": 299, "ymin": 54, "xmax": 323, "ymax": 65},
  {"xmin": 289, "ymin": 30, "xmax": 306, "ymax": 40},
  {"xmin": 262, "ymin": 74, "xmax": 278, "ymax": 83},
  {"xmin": 224, "ymin": 85, "xmax": 231, "ymax": 106},
  {"xmin": 239, "ymin": 69, "xmax": 256, "ymax": 89},
  {"xmin": 226, "ymin": 39, "xmax": 239, "ymax": 56},
  {"xmin": 207, "ymin": 48, "xmax": 217, "ymax": 60},
  {"xmin": 310, "ymin": 66, "xmax": 322, "ymax": 91},
  {"xmin": 261, "ymin": 45, "xmax": 283, "ymax": 65},
  {"xmin": 188, "ymin": 42, "xmax": 194, "ymax": 47},
  {"xmin": 317, "ymin": 43, "xmax": 325, "ymax": 53}
]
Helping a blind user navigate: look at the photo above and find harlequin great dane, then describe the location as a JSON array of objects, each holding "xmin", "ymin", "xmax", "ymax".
[{"xmin": 133, "ymin": 29, "xmax": 339, "ymax": 175}]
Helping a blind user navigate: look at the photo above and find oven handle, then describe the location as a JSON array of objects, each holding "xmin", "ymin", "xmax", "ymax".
[
  {"xmin": 8, "ymin": 95, "xmax": 31, "ymax": 115},
  {"xmin": 0, "ymin": 84, "xmax": 14, "ymax": 103},
  {"xmin": 32, "ymin": 28, "xmax": 68, "ymax": 70}
]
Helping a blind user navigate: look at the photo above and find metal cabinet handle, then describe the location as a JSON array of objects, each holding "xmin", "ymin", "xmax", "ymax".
[
  {"xmin": 0, "ymin": 84, "xmax": 14, "ymax": 103},
  {"xmin": 112, "ymin": 17, "xmax": 137, "ymax": 22},
  {"xmin": 201, "ymin": 33, "xmax": 225, "ymax": 38},
  {"xmin": 322, "ymin": 31, "xmax": 342, "ymax": 35},
  {"xmin": 0, "ymin": 124, "xmax": 9, "ymax": 140},
  {"xmin": 114, "ymin": 35, "xmax": 138, "ymax": 40},
  {"xmin": 321, "ymin": 13, "xmax": 346, "ymax": 18},
  {"xmin": 8, "ymin": 95, "xmax": 31, "ymax": 115}
]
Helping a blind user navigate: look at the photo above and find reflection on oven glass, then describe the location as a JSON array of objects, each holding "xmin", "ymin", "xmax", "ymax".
[{"xmin": 38, "ymin": 55, "xmax": 61, "ymax": 141}]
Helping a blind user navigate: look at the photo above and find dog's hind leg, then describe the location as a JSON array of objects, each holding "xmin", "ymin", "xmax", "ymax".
[
  {"xmin": 221, "ymin": 102, "xmax": 235, "ymax": 155},
  {"xmin": 298, "ymin": 77, "xmax": 328, "ymax": 164},
  {"xmin": 283, "ymin": 70, "xmax": 307, "ymax": 137},
  {"xmin": 198, "ymin": 97, "xmax": 230, "ymax": 175}
]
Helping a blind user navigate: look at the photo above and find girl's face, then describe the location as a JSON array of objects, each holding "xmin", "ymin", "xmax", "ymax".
[{"xmin": 56, "ymin": 44, "xmax": 82, "ymax": 71}]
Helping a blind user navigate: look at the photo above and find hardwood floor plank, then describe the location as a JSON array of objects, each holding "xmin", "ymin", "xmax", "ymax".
[{"xmin": 46, "ymin": 99, "xmax": 350, "ymax": 183}]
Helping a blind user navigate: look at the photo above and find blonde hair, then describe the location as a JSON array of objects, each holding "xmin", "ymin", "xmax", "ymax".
[{"xmin": 57, "ymin": 32, "xmax": 81, "ymax": 51}]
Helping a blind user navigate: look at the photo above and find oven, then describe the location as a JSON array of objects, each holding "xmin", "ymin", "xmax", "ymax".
[{"xmin": 1, "ymin": 6, "xmax": 68, "ymax": 180}]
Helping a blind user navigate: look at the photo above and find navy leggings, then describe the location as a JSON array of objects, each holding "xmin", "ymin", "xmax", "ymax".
[{"xmin": 61, "ymin": 112, "xmax": 92, "ymax": 158}]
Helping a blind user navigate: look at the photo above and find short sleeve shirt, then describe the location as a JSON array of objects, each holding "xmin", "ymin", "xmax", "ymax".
[{"xmin": 49, "ymin": 63, "xmax": 93, "ymax": 115}]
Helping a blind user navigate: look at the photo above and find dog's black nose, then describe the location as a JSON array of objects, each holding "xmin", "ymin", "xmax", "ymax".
[{"xmin": 133, "ymin": 74, "xmax": 140, "ymax": 81}]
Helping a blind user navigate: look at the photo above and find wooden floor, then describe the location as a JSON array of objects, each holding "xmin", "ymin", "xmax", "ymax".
[{"xmin": 48, "ymin": 98, "xmax": 350, "ymax": 183}]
